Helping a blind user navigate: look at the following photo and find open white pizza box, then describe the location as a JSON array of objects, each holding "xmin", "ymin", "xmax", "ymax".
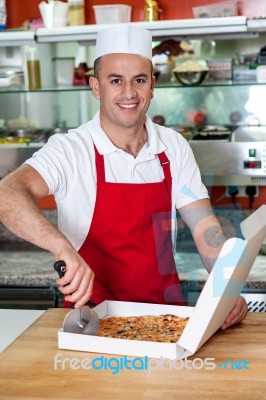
[{"xmin": 58, "ymin": 204, "xmax": 266, "ymax": 360}]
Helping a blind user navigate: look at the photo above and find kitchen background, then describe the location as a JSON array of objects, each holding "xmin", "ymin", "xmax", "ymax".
[{"xmin": 0, "ymin": 0, "xmax": 266, "ymax": 309}]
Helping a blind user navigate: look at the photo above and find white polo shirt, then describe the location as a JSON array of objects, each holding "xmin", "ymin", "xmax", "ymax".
[{"xmin": 25, "ymin": 112, "xmax": 209, "ymax": 250}]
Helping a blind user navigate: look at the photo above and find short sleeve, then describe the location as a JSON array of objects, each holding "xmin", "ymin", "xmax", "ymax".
[
  {"xmin": 24, "ymin": 134, "xmax": 77, "ymax": 201},
  {"xmin": 174, "ymin": 138, "xmax": 209, "ymax": 208}
]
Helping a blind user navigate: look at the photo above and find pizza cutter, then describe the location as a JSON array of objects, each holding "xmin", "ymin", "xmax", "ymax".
[{"xmin": 54, "ymin": 260, "xmax": 100, "ymax": 335}]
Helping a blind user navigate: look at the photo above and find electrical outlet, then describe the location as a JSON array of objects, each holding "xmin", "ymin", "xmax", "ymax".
[{"xmin": 226, "ymin": 186, "xmax": 259, "ymax": 197}]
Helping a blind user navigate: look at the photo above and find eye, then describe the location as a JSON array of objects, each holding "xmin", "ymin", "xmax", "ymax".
[
  {"xmin": 135, "ymin": 77, "xmax": 146, "ymax": 84},
  {"xmin": 110, "ymin": 78, "xmax": 122, "ymax": 84}
]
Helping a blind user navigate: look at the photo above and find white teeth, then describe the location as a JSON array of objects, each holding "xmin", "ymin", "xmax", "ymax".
[{"xmin": 119, "ymin": 104, "xmax": 136, "ymax": 109}]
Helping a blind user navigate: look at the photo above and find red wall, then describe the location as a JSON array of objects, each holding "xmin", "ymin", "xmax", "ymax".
[
  {"xmin": 39, "ymin": 186, "xmax": 266, "ymax": 210},
  {"xmin": 5, "ymin": 0, "xmax": 266, "ymax": 29},
  {"xmin": 210, "ymin": 186, "xmax": 266, "ymax": 210},
  {"xmin": 37, "ymin": 195, "xmax": 57, "ymax": 209},
  {"xmin": 36, "ymin": 182, "xmax": 266, "ymax": 210}
]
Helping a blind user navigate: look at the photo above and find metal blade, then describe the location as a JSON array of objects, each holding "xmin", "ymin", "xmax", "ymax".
[{"xmin": 63, "ymin": 306, "xmax": 100, "ymax": 335}]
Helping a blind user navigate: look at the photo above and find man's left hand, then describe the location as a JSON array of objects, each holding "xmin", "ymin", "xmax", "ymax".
[{"xmin": 221, "ymin": 295, "xmax": 248, "ymax": 330}]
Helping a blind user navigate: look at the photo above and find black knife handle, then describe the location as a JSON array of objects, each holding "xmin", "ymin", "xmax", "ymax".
[
  {"xmin": 54, "ymin": 260, "xmax": 97, "ymax": 307},
  {"xmin": 54, "ymin": 260, "xmax": 67, "ymax": 278}
]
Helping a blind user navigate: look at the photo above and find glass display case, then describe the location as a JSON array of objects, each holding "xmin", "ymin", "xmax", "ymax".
[
  {"xmin": 0, "ymin": 86, "xmax": 95, "ymax": 130},
  {"xmin": 1, "ymin": 80, "xmax": 265, "ymax": 132},
  {"xmin": 151, "ymin": 81, "xmax": 266, "ymax": 127},
  {"xmin": 1, "ymin": 17, "xmax": 266, "ymax": 181}
]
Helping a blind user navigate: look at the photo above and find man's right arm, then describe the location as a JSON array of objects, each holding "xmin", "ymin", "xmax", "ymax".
[{"xmin": 0, "ymin": 164, "xmax": 94, "ymax": 308}]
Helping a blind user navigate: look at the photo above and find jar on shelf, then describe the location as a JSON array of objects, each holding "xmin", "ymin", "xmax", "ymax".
[
  {"xmin": 68, "ymin": 0, "xmax": 85, "ymax": 26},
  {"xmin": 144, "ymin": 0, "xmax": 159, "ymax": 22},
  {"xmin": 26, "ymin": 46, "xmax": 42, "ymax": 90}
]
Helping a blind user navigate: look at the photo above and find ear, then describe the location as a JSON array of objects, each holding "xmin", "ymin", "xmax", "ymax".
[{"xmin": 89, "ymin": 76, "xmax": 100, "ymax": 100}]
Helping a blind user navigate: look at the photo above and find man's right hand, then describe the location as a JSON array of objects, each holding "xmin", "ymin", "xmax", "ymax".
[
  {"xmin": 0, "ymin": 165, "xmax": 95, "ymax": 309},
  {"xmin": 55, "ymin": 249, "xmax": 95, "ymax": 308}
]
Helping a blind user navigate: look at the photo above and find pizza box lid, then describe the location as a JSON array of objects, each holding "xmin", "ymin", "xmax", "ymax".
[{"xmin": 58, "ymin": 204, "xmax": 266, "ymax": 359}]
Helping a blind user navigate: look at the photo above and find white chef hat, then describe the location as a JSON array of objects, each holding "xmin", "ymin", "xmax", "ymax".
[{"xmin": 94, "ymin": 24, "xmax": 152, "ymax": 61}]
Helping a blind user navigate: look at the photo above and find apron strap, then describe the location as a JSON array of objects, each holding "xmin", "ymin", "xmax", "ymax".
[
  {"xmin": 94, "ymin": 144, "xmax": 105, "ymax": 183},
  {"xmin": 158, "ymin": 152, "xmax": 172, "ymax": 196},
  {"xmin": 94, "ymin": 145, "xmax": 172, "ymax": 192}
]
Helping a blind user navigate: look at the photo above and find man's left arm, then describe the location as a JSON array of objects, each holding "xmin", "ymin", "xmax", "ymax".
[{"xmin": 178, "ymin": 198, "xmax": 247, "ymax": 329}]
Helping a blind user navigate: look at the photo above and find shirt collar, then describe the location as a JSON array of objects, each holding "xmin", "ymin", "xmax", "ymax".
[{"xmin": 87, "ymin": 111, "xmax": 166, "ymax": 155}]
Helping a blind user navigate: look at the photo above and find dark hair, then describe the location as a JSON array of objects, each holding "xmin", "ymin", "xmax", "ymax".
[
  {"xmin": 93, "ymin": 56, "xmax": 154, "ymax": 80},
  {"xmin": 93, "ymin": 57, "xmax": 101, "ymax": 79}
]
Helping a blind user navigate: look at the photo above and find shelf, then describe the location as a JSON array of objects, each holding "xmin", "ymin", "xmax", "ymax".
[
  {"xmin": 0, "ymin": 80, "xmax": 265, "ymax": 94},
  {"xmin": 0, "ymin": 30, "xmax": 35, "ymax": 47},
  {"xmin": 36, "ymin": 17, "xmax": 249, "ymax": 43},
  {"xmin": 0, "ymin": 142, "xmax": 44, "ymax": 149},
  {"xmin": 0, "ymin": 85, "xmax": 91, "ymax": 94},
  {"xmin": 2, "ymin": 16, "xmax": 266, "ymax": 47},
  {"xmin": 0, "ymin": 17, "xmax": 256, "ymax": 47},
  {"xmin": 247, "ymin": 18, "xmax": 266, "ymax": 31},
  {"xmin": 155, "ymin": 80, "xmax": 261, "ymax": 88}
]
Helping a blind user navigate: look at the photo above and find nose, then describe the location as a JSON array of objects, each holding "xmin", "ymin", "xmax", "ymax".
[{"xmin": 121, "ymin": 82, "xmax": 137, "ymax": 99}]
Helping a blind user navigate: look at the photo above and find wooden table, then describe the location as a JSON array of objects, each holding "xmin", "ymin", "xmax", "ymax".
[{"xmin": 0, "ymin": 308, "xmax": 265, "ymax": 400}]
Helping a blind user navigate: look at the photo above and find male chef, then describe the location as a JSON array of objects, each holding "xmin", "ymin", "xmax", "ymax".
[{"xmin": 0, "ymin": 25, "xmax": 247, "ymax": 328}]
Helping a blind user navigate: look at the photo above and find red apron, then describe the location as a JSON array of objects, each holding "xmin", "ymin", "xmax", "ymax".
[{"xmin": 78, "ymin": 145, "xmax": 183, "ymax": 305}]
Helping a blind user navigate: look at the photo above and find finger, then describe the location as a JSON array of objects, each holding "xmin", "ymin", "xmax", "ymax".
[
  {"xmin": 56, "ymin": 263, "xmax": 79, "ymax": 287},
  {"xmin": 221, "ymin": 307, "xmax": 247, "ymax": 329},
  {"xmin": 73, "ymin": 278, "xmax": 95, "ymax": 308},
  {"xmin": 221, "ymin": 297, "xmax": 246, "ymax": 327},
  {"xmin": 221, "ymin": 299, "xmax": 248, "ymax": 329},
  {"xmin": 59, "ymin": 267, "xmax": 84, "ymax": 295},
  {"xmin": 65, "ymin": 269, "xmax": 94, "ymax": 305}
]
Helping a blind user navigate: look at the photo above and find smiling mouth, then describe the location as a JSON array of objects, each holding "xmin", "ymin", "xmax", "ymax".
[{"xmin": 118, "ymin": 103, "xmax": 138, "ymax": 110}]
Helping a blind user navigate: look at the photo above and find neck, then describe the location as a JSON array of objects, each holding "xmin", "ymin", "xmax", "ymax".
[
  {"xmin": 119, "ymin": 135, "xmax": 147, "ymax": 157},
  {"xmin": 102, "ymin": 123, "xmax": 148, "ymax": 158}
]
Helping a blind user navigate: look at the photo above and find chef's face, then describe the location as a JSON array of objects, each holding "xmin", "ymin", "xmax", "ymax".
[{"xmin": 90, "ymin": 53, "xmax": 155, "ymax": 131}]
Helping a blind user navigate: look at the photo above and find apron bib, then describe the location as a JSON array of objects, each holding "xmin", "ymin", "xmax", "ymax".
[{"xmin": 78, "ymin": 145, "xmax": 183, "ymax": 305}]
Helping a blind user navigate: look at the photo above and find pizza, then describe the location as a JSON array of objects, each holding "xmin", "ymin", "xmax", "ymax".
[{"xmin": 96, "ymin": 314, "xmax": 188, "ymax": 343}]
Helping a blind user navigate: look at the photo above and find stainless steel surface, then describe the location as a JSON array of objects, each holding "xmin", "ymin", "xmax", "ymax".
[
  {"xmin": 190, "ymin": 134, "xmax": 266, "ymax": 186},
  {"xmin": 0, "ymin": 144, "xmax": 43, "ymax": 178},
  {"xmin": 0, "ymin": 127, "xmax": 68, "ymax": 178},
  {"xmin": 231, "ymin": 125, "xmax": 266, "ymax": 142},
  {"xmin": 1, "ymin": 126, "xmax": 266, "ymax": 186}
]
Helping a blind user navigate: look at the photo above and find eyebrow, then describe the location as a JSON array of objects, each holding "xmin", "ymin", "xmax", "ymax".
[{"xmin": 107, "ymin": 73, "xmax": 150, "ymax": 79}]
